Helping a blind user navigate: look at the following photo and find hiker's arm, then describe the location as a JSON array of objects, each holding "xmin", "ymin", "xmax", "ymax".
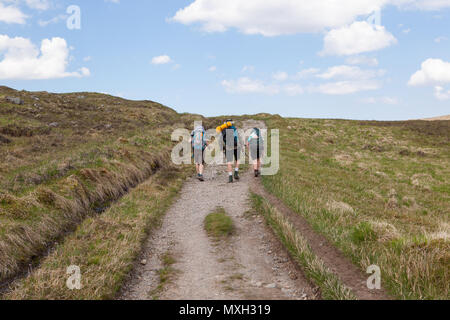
[{"xmin": 246, "ymin": 135, "xmax": 252, "ymax": 149}]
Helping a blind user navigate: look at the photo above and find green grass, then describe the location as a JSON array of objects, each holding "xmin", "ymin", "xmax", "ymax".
[
  {"xmin": 351, "ymin": 222, "xmax": 377, "ymax": 245},
  {"xmin": 3, "ymin": 167, "xmax": 190, "ymax": 300},
  {"xmin": 2, "ymin": 86, "xmax": 447, "ymax": 300},
  {"xmin": 259, "ymin": 116, "xmax": 449, "ymax": 300},
  {"xmin": 204, "ymin": 208, "xmax": 234, "ymax": 239},
  {"xmin": 161, "ymin": 252, "xmax": 176, "ymax": 267},
  {"xmin": 150, "ymin": 252, "xmax": 178, "ymax": 300},
  {"xmin": 0, "ymin": 86, "xmax": 231, "ymax": 299},
  {"xmin": 0, "ymin": 86, "xmax": 221, "ymax": 285},
  {"xmin": 251, "ymin": 193, "xmax": 356, "ymax": 300}
]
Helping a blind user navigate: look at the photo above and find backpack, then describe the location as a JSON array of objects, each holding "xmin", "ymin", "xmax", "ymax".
[
  {"xmin": 222, "ymin": 126, "xmax": 238, "ymax": 148},
  {"xmin": 253, "ymin": 128, "xmax": 260, "ymax": 139},
  {"xmin": 192, "ymin": 128, "xmax": 206, "ymax": 150},
  {"xmin": 249, "ymin": 128, "xmax": 264, "ymax": 149},
  {"xmin": 249, "ymin": 128, "xmax": 262, "ymax": 142}
]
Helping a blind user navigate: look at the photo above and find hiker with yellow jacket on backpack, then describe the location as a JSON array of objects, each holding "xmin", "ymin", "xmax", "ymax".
[{"xmin": 217, "ymin": 120, "xmax": 242, "ymax": 183}]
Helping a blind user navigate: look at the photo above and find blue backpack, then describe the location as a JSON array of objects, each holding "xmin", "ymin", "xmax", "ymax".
[
  {"xmin": 192, "ymin": 128, "xmax": 206, "ymax": 150},
  {"xmin": 249, "ymin": 128, "xmax": 263, "ymax": 145}
]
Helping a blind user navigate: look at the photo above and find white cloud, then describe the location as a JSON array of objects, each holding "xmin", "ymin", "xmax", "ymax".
[
  {"xmin": 25, "ymin": 0, "xmax": 51, "ymax": 10},
  {"xmin": 346, "ymin": 55, "xmax": 379, "ymax": 66},
  {"xmin": 208, "ymin": 66, "xmax": 217, "ymax": 72},
  {"xmin": 434, "ymin": 86, "xmax": 450, "ymax": 100},
  {"xmin": 171, "ymin": 1, "xmax": 450, "ymax": 37},
  {"xmin": 321, "ymin": 21, "xmax": 397, "ymax": 56},
  {"xmin": 361, "ymin": 97, "xmax": 377, "ymax": 104},
  {"xmin": 227, "ymin": 79, "xmax": 379, "ymax": 95},
  {"xmin": 361, "ymin": 96, "xmax": 399, "ymax": 104},
  {"xmin": 221, "ymin": 77, "xmax": 304, "ymax": 96},
  {"xmin": 295, "ymin": 68, "xmax": 320, "ymax": 78},
  {"xmin": 283, "ymin": 84, "xmax": 304, "ymax": 96},
  {"xmin": 434, "ymin": 36, "xmax": 447, "ymax": 43},
  {"xmin": 0, "ymin": 2, "xmax": 28, "ymax": 24},
  {"xmin": 242, "ymin": 65, "xmax": 255, "ymax": 73},
  {"xmin": 171, "ymin": 0, "xmax": 387, "ymax": 36},
  {"xmin": 222, "ymin": 63, "xmax": 386, "ymax": 96},
  {"xmin": 151, "ymin": 55, "xmax": 172, "ymax": 65},
  {"xmin": 221, "ymin": 74, "xmax": 381, "ymax": 96},
  {"xmin": 311, "ymin": 80, "xmax": 381, "ymax": 95},
  {"xmin": 311, "ymin": 64, "xmax": 386, "ymax": 94},
  {"xmin": 0, "ymin": 35, "xmax": 89, "ymax": 80},
  {"xmin": 273, "ymin": 71, "xmax": 288, "ymax": 81},
  {"xmin": 381, "ymin": 96, "xmax": 399, "ymax": 104},
  {"xmin": 79, "ymin": 67, "xmax": 90, "ymax": 77},
  {"xmin": 38, "ymin": 14, "xmax": 67, "ymax": 27},
  {"xmin": 408, "ymin": 58, "xmax": 450, "ymax": 86},
  {"xmin": 317, "ymin": 65, "xmax": 385, "ymax": 80},
  {"xmin": 392, "ymin": 0, "xmax": 450, "ymax": 10},
  {"xmin": 222, "ymin": 77, "xmax": 279, "ymax": 95}
]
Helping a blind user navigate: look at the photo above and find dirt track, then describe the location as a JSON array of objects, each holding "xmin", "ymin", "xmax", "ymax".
[
  {"xmin": 119, "ymin": 120, "xmax": 390, "ymax": 300},
  {"xmin": 119, "ymin": 121, "xmax": 317, "ymax": 300}
]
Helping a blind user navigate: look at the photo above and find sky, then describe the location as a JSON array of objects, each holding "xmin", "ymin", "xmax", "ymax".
[{"xmin": 0, "ymin": 0, "xmax": 449, "ymax": 120}]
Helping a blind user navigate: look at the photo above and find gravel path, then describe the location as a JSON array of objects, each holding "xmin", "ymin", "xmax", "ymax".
[{"xmin": 119, "ymin": 121, "xmax": 317, "ymax": 300}]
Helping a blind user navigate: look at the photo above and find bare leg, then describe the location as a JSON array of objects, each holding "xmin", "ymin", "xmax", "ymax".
[
  {"xmin": 199, "ymin": 164, "xmax": 204, "ymax": 175},
  {"xmin": 227, "ymin": 162, "xmax": 233, "ymax": 174},
  {"xmin": 253, "ymin": 160, "xmax": 258, "ymax": 171}
]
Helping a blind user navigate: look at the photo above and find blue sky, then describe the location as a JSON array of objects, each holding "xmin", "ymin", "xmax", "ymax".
[{"xmin": 0, "ymin": 0, "xmax": 449, "ymax": 120}]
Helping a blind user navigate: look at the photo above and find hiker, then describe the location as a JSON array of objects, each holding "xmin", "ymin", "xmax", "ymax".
[
  {"xmin": 247, "ymin": 127, "xmax": 264, "ymax": 177},
  {"xmin": 190, "ymin": 125, "xmax": 208, "ymax": 181},
  {"xmin": 217, "ymin": 120, "xmax": 242, "ymax": 183}
]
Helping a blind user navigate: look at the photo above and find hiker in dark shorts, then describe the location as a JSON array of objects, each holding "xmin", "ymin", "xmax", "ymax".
[
  {"xmin": 190, "ymin": 125, "xmax": 208, "ymax": 181},
  {"xmin": 247, "ymin": 127, "xmax": 264, "ymax": 177},
  {"xmin": 217, "ymin": 120, "xmax": 242, "ymax": 183}
]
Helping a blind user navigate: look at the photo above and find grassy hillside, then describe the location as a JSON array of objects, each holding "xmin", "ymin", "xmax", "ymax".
[
  {"xmin": 261, "ymin": 116, "xmax": 449, "ymax": 299},
  {"xmin": 422, "ymin": 115, "xmax": 450, "ymax": 121},
  {"xmin": 1, "ymin": 86, "xmax": 448, "ymax": 300},
  {"xmin": 4, "ymin": 168, "xmax": 190, "ymax": 300},
  {"xmin": 0, "ymin": 86, "xmax": 213, "ymax": 286}
]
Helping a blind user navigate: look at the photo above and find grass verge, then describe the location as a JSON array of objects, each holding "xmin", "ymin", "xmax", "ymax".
[
  {"xmin": 149, "ymin": 252, "xmax": 177, "ymax": 300},
  {"xmin": 204, "ymin": 208, "xmax": 234, "ymax": 239},
  {"xmin": 2, "ymin": 166, "xmax": 191, "ymax": 300},
  {"xmin": 251, "ymin": 193, "xmax": 356, "ymax": 300}
]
